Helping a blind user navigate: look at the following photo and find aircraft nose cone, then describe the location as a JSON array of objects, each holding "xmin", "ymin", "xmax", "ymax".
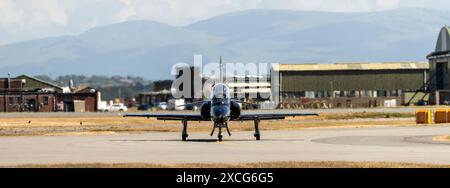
[
  {"xmin": 212, "ymin": 105, "xmax": 229, "ymax": 122},
  {"xmin": 213, "ymin": 108, "xmax": 222, "ymax": 116}
]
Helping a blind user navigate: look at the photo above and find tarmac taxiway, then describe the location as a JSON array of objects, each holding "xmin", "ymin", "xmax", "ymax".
[{"xmin": 1, "ymin": 126, "xmax": 450, "ymax": 165}]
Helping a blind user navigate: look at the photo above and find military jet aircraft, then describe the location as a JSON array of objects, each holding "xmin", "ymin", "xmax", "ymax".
[{"xmin": 124, "ymin": 58, "xmax": 318, "ymax": 141}]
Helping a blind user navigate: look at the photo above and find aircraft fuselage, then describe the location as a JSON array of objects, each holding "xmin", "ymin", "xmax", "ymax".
[{"xmin": 211, "ymin": 104, "xmax": 230, "ymax": 125}]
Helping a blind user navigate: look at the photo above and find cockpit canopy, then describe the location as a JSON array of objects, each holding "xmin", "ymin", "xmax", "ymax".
[{"xmin": 211, "ymin": 83, "xmax": 230, "ymax": 105}]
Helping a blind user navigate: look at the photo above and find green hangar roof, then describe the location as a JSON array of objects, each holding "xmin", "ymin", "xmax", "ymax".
[{"xmin": 273, "ymin": 62, "xmax": 429, "ymax": 72}]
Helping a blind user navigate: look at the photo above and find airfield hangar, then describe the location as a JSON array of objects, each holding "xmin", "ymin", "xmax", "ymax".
[
  {"xmin": 267, "ymin": 26, "xmax": 450, "ymax": 108},
  {"xmin": 0, "ymin": 75, "xmax": 100, "ymax": 112},
  {"xmin": 427, "ymin": 26, "xmax": 450, "ymax": 105},
  {"xmin": 271, "ymin": 62, "xmax": 429, "ymax": 108}
]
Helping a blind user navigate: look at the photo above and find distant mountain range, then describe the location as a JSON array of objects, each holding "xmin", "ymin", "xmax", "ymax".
[{"xmin": 0, "ymin": 8, "xmax": 448, "ymax": 79}]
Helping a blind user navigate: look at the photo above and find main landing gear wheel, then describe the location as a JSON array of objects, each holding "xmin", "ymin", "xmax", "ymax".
[
  {"xmin": 182, "ymin": 134, "xmax": 188, "ymax": 141},
  {"xmin": 254, "ymin": 118, "xmax": 261, "ymax": 141},
  {"xmin": 181, "ymin": 119, "xmax": 188, "ymax": 141}
]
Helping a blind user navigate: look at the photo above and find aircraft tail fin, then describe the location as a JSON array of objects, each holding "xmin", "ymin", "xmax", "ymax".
[{"xmin": 219, "ymin": 56, "xmax": 223, "ymax": 83}]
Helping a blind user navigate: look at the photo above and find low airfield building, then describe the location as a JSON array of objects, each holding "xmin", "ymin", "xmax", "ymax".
[
  {"xmin": 227, "ymin": 75, "xmax": 271, "ymax": 101},
  {"xmin": 271, "ymin": 62, "xmax": 429, "ymax": 108},
  {"xmin": 57, "ymin": 86, "xmax": 100, "ymax": 112},
  {"xmin": 0, "ymin": 75, "xmax": 100, "ymax": 112},
  {"xmin": 137, "ymin": 89, "xmax": 172, "ymax": 108},
  {"xmin": 0, "ymin": 75, "xmax": 62, "ymax": 112}
]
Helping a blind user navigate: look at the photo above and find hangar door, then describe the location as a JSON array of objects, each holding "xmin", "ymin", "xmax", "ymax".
[
  {"xmin": 436, "ymin": 62, "xmax": 448, "ymax": 90},
  {"xmin": 74, "ymin": 100, "xmax": 86, "ymax": 112}
]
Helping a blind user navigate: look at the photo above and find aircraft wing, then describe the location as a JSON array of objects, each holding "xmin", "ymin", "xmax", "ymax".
[
  {"xmin": 235, "ymin": 113, "xmax": 319, "ymax": 121},
  {"xmin": 124, "ymin": 114, "xmax": 205, "ymax": 121}
]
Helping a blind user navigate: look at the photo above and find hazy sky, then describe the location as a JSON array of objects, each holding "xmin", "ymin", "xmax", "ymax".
[{"xmin": 0, "ymin": 0, "xmax": 449, "ymax": 45}]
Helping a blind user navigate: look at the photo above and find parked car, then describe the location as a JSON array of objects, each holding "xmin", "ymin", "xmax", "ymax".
[
  {"xmin": 109, "ymin": 103, "xmax": 128, "ymax": 112},
  {"xmin": 98, "ymin": 101, "xmax": 111, "ymax": 112},
  {"xmin": 138, "ymin": 104, "xmax": 153, "ymax": 111},
  {"xmin": 167, "ymin": 99, "xmax": 185, "ymax": 110},
  {"xmin": 158, "ymin": 102, "xmax": 168, "ymax": 110}
]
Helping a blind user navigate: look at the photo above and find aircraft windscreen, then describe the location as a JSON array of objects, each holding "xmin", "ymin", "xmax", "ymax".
[{"xmin": 211, "ymin": 84, "xmax": 230, "ymax": 105}]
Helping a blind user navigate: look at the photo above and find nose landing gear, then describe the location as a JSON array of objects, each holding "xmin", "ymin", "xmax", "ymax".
[
  {"xmin": 211, "ymin": 122, "xmax": 231, "ymax": 142},
  {"xmin": 218, "ymin": 127, "xmax": 223, "ymax": 142}
]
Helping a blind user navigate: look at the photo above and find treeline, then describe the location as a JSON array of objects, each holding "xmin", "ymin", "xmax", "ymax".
[{"xmin": 34, "ymin": 75, "xmax": 172, "ymax": 101}]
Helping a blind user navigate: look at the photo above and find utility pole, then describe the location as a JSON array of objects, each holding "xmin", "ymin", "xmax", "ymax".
[
  {"xmin": 7, "ymin": 72, "xmax": 11, "ymax": 90},
  {"xmin": 118, "ymin": 87, "xmax": 122, "ymax": 102}
]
